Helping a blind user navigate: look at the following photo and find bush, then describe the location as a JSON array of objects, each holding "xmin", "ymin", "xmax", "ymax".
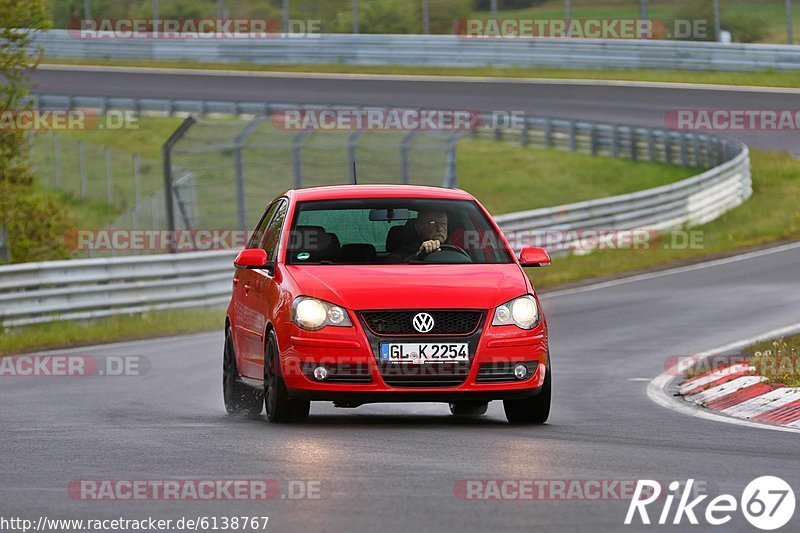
[{"xmin": 1, "ymin": 188, "xmax": 74, "ymax": 264}]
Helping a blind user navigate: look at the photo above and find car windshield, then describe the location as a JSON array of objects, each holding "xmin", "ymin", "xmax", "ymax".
[{"xmin": 285, "ymin": 198, "xmax": 513, "ymax": 265}]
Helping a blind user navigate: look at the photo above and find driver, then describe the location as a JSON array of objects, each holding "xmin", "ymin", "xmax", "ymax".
[{"xmin": 390, "ymin": 209, "xmax": 450, "ymax": 261}]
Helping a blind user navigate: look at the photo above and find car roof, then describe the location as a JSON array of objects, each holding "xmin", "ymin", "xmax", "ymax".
[{"xmin": 286, "ymin": 184, "xmax": 475, "ymax": 202}]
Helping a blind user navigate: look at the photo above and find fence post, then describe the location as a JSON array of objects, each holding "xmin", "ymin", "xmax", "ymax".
[
  {"xmin": 233, "ymin": 115, "xmax": 266, "ymax": 230},
  {"xmin": 629, "ymin": 127, "xmax": 638, "ymax": 161},
  {"xmin": 400, "ymin": 130, "xmax": 418, "ymax": 185},
  {"xmin": 443, "ymin": 132, "xmax": 462, "ymax": 188},
  {"xmin": 348, "ymin": 130, "xmax": 366, "ymax": 184},
  {"xmin": 590, "ymin": 124, "xmax": 598, "ymax": 156},
  {"xmin": 663, "ymin": 131, "xmax": 672, "ymax": 164},
  {"xmin": 292, "ymin": 130, "xmax": 312, "ymax": 189},
  {"xmin": 162, "ymin": 117, "xmax": 196, "ymax": 251},
  {"xmin": 611, "ymin": 125, "xmax": 619, "ymax": 158},
  {"xmin": 78, "ymin": 141, "xmax": 87, "ymax": 199},
  {"xmin": 520, "ymin": 120, "xmax": 529, "ymax": 147},
  {"xmin": 104, "ymin": 147, "xmax": 113, "ymax": 204},
  {"xmin": 53, "ymin": 132, "xmax": 61, "ymax": 188},
  {"xmin": 647, "ymin": 129, "xmax": 656, "ymax": 162},
  {"xmin": 692, "ymin": 134, "xmax": 702, "ymax": 168},
  {"xmin": 679, "ymin": 134, "xmax": 688, "ymax": 167},
  {"xmin": 544, "ymin": 119, "xmax": 553, "ymax": 148},
  {"xmin": 568, "ymin": 120, "xmax": 577, "ymax": 151}
]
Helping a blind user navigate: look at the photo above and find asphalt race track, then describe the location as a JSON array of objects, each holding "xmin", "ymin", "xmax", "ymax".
[
  {"xmin": 30, "ymin": 66, "xmax": 800, "ymax": 153},
  {"xmin": 2, "ymin": 243, "xmax": 799, "ymax": 532}
]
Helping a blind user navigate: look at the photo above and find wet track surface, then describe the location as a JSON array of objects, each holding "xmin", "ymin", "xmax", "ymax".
[{"xmin": 2, "ymin": 244, "xmax": 799, "ymax": 532}]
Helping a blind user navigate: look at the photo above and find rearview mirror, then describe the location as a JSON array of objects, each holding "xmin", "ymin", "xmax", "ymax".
[
  {"xmin": 519, "ymin": 247, "xmax": 551, "ymax": 268},
  {"xmin": 369, "ymin": 208, "xmax": 412, "ymax": 222},
  {"xmin": 234, "ymin": 248, "xmax": 269, "ymax": 269}
]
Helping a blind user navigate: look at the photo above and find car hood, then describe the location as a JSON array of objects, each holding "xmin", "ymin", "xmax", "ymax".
[{"xmin": 284, "ymin": 264, "xmax": 529, "ymax": 310}]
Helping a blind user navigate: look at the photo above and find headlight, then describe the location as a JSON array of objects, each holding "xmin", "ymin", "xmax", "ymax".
[
  {"xmin": 492, "ymin": 295, "xmax": 539, "ymax": 330},
  {"xmin": 292, "ymin": 296, "xmax": 352, "ymax": 331}
]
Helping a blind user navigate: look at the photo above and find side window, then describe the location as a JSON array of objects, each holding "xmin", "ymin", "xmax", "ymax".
[
  {"xmin": 259, "ymin": 199, "xmax": 288, "ymax": 261},
  {"xmin": 247, "ymin": 201, "xmax": 280, "ymax": 249}
]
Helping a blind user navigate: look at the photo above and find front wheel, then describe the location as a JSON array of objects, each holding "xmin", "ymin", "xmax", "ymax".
[
  {"xmin": 503, "ymin": 361, "xmax": 551, "ymax": 425},
  {"xmin": 264, "ymin": 331, "xmax": 310, "ymax": 423},
  {"xmin": 223, "ymin": 329, "xmax": 263, "ymax": 416},
  {"xmin": 449, "ymin": 401, "xmax": 489, "ymax": 417}
]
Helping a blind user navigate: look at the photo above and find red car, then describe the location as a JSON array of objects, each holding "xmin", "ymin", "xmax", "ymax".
[{"xmin": 224, "ymin": 185, "xmax": 552, "ymax": 424}]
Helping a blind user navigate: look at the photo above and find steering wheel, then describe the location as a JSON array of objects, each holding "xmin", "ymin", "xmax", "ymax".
[{"xmin": 418, "ymin": 243, "xmax": 472, "ymax": 262}]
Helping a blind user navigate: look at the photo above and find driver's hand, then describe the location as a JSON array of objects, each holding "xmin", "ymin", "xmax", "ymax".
[{"xmin": 418, "ymin": 240, "xmax": 441, "ymax": 255}]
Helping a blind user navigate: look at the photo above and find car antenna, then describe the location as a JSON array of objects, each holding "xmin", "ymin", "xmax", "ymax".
[{"xmin": 352, "ymin": 161, "xmax": 358, "ymax": 185}]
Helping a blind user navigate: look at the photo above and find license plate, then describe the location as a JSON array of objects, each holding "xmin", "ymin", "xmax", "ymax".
[{"xmin": 379, "ymin": 343, "xmax": 469, "ymax": 364}]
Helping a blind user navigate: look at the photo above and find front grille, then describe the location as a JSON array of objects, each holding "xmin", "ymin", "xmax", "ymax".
[
  {"xmin": 475, "ymin": 361, "xmax": 538, "ymax": 383},
  {"xmin": 380, "ymin": 362, "xmax": 469, "ymax": 388},
  {"xmin": 361, "ymin": 310, "xmax": 483, "ymax": 336},
  {"xmin": 301, "ymin": 363, "xmax": 372, "ymax": 384}
]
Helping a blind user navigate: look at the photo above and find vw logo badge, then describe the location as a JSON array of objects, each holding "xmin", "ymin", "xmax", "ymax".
[{"xmin": 412, "ymin": 312, "xmax": 435, "ymax": 333}]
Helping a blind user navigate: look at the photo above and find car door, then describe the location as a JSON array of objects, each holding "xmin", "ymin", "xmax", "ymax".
[
  {"xmin": 243, "ymin": 199, "xmax": 289, "ymax": 378},
  {"xmin": 233, "ymin": 201, "xmax": 279, "ymax": 377}
]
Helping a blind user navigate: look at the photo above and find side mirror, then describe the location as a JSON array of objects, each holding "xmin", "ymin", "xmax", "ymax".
[
  {"xmin": 519, "ymin": 247, "xmax": 551, "ymax": 268},
  {"xmin": 234, "ymin": 248, "xmax": 269, "ymax": 269}
]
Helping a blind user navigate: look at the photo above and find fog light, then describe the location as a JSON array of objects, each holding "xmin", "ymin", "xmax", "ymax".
[
  {"xmin": 313, "ymin": 366, "xmax": 329, "ymax": 381},
  {"xmin": 513, "ymin": 364, "xmax": 528, "ymax": 380}
]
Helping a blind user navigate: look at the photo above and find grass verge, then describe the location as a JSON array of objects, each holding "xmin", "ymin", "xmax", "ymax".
[
  {"xmin": 746, "ymin": 334, "xmax": 800, "ymax": 388},
  {"xmin": 0, "ymin": 308, "xmax": 224, "ymax": 356},
  {"xmin": 458, "ymin": 139, "xmax": 693, "ymax": 214},
  {"xmin": 528, "ymin": 150, "xmax": 800, "ymax": 289},
  {"xmin": 42, "ymin": 58, "xmax": 800, "ymax": 89}
]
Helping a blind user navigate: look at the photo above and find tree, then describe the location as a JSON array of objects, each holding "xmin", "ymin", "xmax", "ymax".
[
  {"xmin": 1, "ymin": 1, "xmax": 73, "ymax": 263},
  {"xmin": 0, "ymin": 0, "xmax": 49, "ymax": 188}
]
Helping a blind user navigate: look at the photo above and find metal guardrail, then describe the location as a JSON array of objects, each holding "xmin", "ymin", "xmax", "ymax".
[
  {"xmin": 3, "ymin": 96, "xmax": 750, "ymax": 326},
  {"xmin": 35, "ymin": 31, "xmax": 800, "ymax": 71},
  {"xmin": 496, "ymin": 143, "xmax": 750, "ymax": 253},
  {"xmin": 0, "ymin": 251, "xmax": 235, "ymax": 327}
]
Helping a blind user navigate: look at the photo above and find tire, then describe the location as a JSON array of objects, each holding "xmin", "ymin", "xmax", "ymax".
[
  {"xmin": 503, "ymin": 361, "xmax": 551, "ymax": 425},
  {"xmin": 449, "ymin": 401, "xmax": 489, "ymax": 417},
  {"xmin": 223, "ymin": 329, "xmax": 263, "ymax": 416},
  {"xmin": 264, "ymin": 331, "xmax": 310, "ymax": 423}
]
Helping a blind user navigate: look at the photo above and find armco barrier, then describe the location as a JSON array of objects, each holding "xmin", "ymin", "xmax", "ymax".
[
  {"xmin": 2, "ymin": 97, "xmax": 750, "ymax": 326},
  {"xmin": 0, "ymin": 251, "xmax": 235, "ymax": 327},
  {"xmin": 33, "ymin": 31, "xmax": 800, "ymax": 71}
]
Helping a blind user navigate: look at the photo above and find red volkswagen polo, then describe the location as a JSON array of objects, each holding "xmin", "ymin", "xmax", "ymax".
[{"xmin": 224, "ymin": 185, "xmax": 552, "ymax": 424}]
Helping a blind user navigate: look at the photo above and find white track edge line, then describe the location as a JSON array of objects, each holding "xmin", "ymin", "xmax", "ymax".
[{"xmin": 647, "ymin": 321, "xmax": 800, "ymax": 433}]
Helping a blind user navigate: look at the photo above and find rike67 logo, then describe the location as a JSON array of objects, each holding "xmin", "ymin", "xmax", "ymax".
[{"xmin": 625, "ymin": 477, "xmax": 795, "ymax": 530}]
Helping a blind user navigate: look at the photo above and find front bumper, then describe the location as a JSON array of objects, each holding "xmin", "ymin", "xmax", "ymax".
[{"xmin": 279, "ymin": 311, "xmax": 548, "ymax": 400}]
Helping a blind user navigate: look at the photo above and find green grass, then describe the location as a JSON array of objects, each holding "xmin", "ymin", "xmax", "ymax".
[
  {"xmin": 472, "ymin": 0, "xmax": 800, "ymax": 44},
  {"xmin": 458, "ymin": 138, "xmax": 694, "ymax": 214},
  {"xmin": 43, "ymin": 57, "xmax": 800, "ymax": 89},
  {"xmin": 747, "ymin": 334, "xmax": 800, "ymax": 387},
  {"xmin": 34, "ymin": 116, "xmax": 695, "ymax": 232},
  {"xmin": 527, "ymin": 150, "xmax": 800, "ymax": 289},
  {"xmin": 0, "ymin": 308, "xmax": 224, "ymax": 356}
]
